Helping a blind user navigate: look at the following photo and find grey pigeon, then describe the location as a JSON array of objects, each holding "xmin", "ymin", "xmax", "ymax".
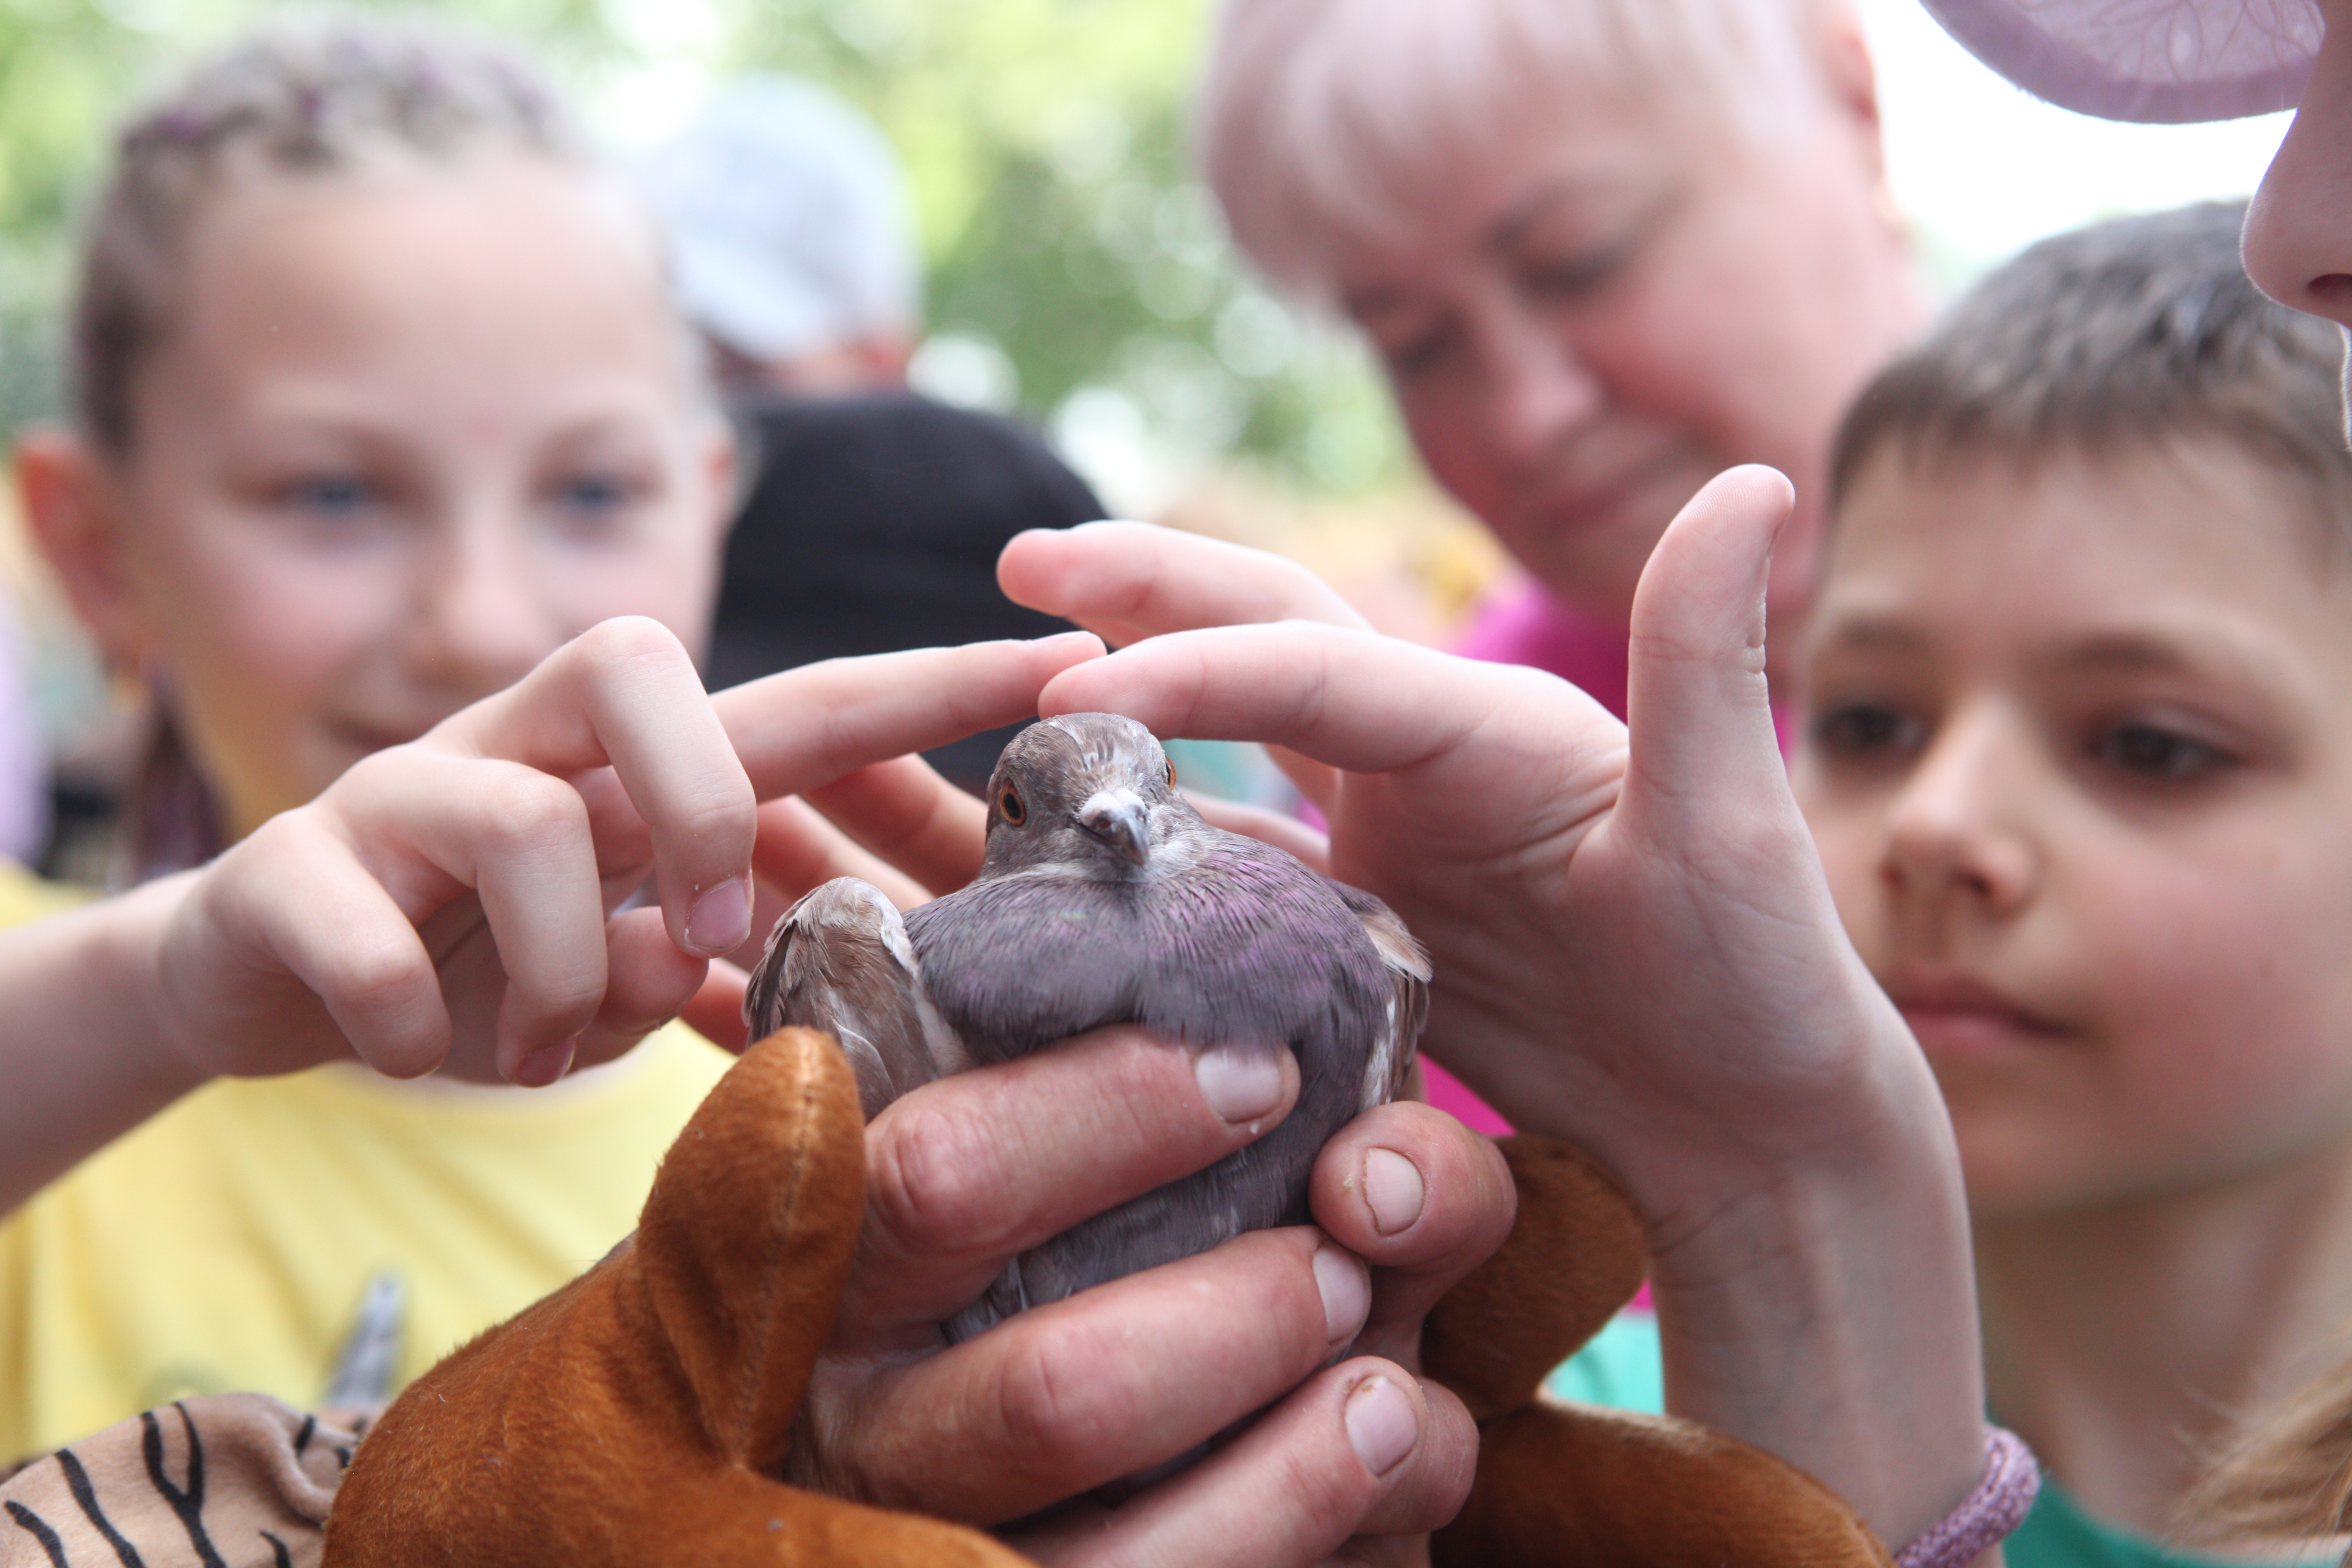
[{"xmin": 745, "ymin": 712, "xmax": 1428, "ymax": 1341}]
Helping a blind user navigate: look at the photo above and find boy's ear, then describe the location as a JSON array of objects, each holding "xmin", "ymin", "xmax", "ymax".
[{"xmin": 12, "ymin": 426, "xmax": 153, "ymax": 672}]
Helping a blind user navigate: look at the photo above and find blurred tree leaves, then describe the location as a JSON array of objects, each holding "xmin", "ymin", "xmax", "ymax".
[{"xmin": 0, "ymin": 0, "xmax": 1408, "ymax": 503}]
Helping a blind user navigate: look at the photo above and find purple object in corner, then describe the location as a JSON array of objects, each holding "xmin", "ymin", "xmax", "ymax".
[{"xmin": 1921, "ymin": 0, "xmax": 2318, "ymax": 124}]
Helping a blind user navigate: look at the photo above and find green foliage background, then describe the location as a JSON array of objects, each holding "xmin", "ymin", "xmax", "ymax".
[{"xmin": 0, "ymin": 0, "xmax": 1409, "ymax": 499}]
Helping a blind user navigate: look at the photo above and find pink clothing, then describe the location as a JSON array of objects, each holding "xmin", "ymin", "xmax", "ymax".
[{"xmin": 1452, "ymin": 581, "xmax": 1631, "ymax": 719}]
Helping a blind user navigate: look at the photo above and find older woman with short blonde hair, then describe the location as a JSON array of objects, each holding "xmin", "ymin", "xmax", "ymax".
[{"xmin": 1197, "ymin": 0, "xmax": 1922, "ymax": 706}]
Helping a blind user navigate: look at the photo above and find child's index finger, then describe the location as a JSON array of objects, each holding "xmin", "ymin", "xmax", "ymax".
[
  {"xmin": 1037, "ymin": 620, "xmax": 1619, "ymax": 813},
  {"xmin": 441, "ymin": 617, "xmax": 758, "ymax": 959},
  {"xmin": 998, "ymin": 520, "xmax": 1371, "ymax": 645},
  {"xmin": 708, "ymin": 631, "xmax": 1103, "ymax": 801}
]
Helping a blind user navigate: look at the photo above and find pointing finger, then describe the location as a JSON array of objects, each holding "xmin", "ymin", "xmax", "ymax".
[
  {"xmin": 1000, "ymin": 521, "xmax": 1370, "ymax": 647},
  {"xmin": 711, "ymin": 633, "xmax": 1103, "ymax": 802},
  {"xmin": 1037, "ymin": 622, "xmax": 1622, "ymax": 848},
  {"xmin": 441, "ymin": 617, "xmax": 758, "ymax": 962}
]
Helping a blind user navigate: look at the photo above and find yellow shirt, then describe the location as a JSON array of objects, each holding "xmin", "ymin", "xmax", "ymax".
[
  {"xmin": 0, "ymin": 859, "xmax": 96, "ymax": 926},
  {"xmin": 0, "ymin": 1019, "xmax": 732, "ymax": 1460}
]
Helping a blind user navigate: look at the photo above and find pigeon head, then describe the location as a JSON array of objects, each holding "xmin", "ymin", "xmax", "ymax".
[{"xmin": 978, "ymin": 714, "xmax": 1202, "ymax": 879}]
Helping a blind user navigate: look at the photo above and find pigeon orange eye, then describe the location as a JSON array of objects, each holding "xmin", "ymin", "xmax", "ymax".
[
  {"xmin": 999, "ymin": 786, "xmax": 1026, "ymax": 825},
  {"xmin": 1165, "ymin": 758, "xmax": 1177, "ymax": 788}
]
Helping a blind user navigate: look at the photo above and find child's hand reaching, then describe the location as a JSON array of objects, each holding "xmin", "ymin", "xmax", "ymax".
[
  {"xmin": 0, "ymin": 619, "xmax": 1101, "ymax": 1212},
  {"xmin": 992, "ymin": 469, "xmax": 1992, "ymax": 1552}
]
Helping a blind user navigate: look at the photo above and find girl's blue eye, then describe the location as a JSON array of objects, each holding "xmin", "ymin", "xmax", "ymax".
[
  {"xmin": 1810, "ymin": 701, "xmax": 1925, "ymax": 760},
  {"xmin": 557, "ymin": 475, "xmax": 630, "ymax": 513},
  {"xmin": 2091, "ymin": 722, "xmax": 2233, "ymax": 781},
  {"xmin": 291, "ymin": 476, "xmax": 374, "ymax": 516}
]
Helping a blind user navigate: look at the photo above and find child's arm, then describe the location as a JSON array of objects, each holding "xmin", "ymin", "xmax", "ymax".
[
  {"xmin": 0, "ymin": 617, "xmax": 1099, "ymax": 1211},
  {"xmin": 994, "ymin": 471, "xmax": 1992, "ymax": 1555}
]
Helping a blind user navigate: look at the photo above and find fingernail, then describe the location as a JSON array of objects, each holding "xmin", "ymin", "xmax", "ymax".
[
  {"xmin": 515, "ymin": 1039, "xmax": 576, "ymax": 1087},
  {"xmin": 1364, "ymin": 1148, "xmax": 1425, "ymax": 1236},
  {"xmin": 1033, "ymin": 630, "xmax": 1098, "ymax": 650},
  {"xmin": 1195, "ymin": 1043, "xmax": 1284, "ymax": 1125},
  {"xmin": 686, "ymin": 877, "xmax": 751, "ymax": 955},
  {"xmin": 1313, "ymin": 1245, "xmax": 1369, "ymax": 1348},
  {"xmin": 1345, "ymin": 1376, "xmax": 1418, "ymax": 1478}
]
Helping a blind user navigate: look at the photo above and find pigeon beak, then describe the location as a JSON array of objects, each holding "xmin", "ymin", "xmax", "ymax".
[{"xmin": 1077, "ymin": 790, "xmax": 1152, "ymax": 866}]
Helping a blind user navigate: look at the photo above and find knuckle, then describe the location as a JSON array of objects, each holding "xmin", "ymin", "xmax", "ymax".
[
  {"xmin": 330, "ymin": 934, "xmax": 432, "ymax": 1021},
  {"xmin": 475, "ymin": 770, "xmax": 588, "ymax": 855},
  {"xmin": 573, "ymin": 614, "xmax": 685, "ymax": 671},
  {"xmin": 866, "ymin": 1100, "xmax": 1012, "ymax": 1254},
  {"xmin": 990, "ymin": 1326, "xmax": 1131, "ymax": 1477}
]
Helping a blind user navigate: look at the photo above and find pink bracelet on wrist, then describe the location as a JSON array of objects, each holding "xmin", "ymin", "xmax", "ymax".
[{"xmin": 1894, "ymin": 1426, "xmax": 2042, "ymax": 1568}]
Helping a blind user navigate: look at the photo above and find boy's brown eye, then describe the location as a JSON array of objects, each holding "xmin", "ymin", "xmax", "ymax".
[{"xmin": 999, "ymin": 786, "xmax": 1026, "ymax": 825}]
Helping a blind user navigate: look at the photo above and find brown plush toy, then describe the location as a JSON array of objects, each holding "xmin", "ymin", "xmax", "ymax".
[
  {"xmin": 322, "ymin": 1029, "xmax": 1893, "ymax": 1567},
  {"xmin": 1423, "ymin": 1138, "xmax": 1893, "ymax": 1567}
]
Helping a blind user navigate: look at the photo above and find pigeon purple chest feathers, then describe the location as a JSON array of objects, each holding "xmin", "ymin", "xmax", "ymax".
[{"xmin": 744, "ymin": 712, "xmax": 1428, "ymax": 1342}]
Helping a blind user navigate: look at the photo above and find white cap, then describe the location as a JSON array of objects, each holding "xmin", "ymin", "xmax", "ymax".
[
  {"xmin": 1920, "ymin": 0, "xmax": 2319, "ymax": 124},
  {"xmin": 636, "ymin": 76, "xmax": 920, "ymax": 361}
]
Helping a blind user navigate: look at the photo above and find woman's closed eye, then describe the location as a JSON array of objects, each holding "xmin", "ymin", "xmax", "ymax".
[
  {"xmin": 1375, "ymin": 317, "xmax": 1461, "ymax": 382},
  {"xmin": 1517, "ymin": 237, "xmax": 1637, "ymax": 304}
]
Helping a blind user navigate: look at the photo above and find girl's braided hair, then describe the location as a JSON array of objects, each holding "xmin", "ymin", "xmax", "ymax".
[
  {"xmin": 72, "ymin": 14, "xmax": 594, "ymax": 879},
  {"xmin": 75, "ymin": 10, "xmax": 588, "ymax": 453}
]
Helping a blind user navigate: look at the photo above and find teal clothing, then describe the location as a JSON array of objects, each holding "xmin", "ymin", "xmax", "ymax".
[
  {"xmin": 1547, "ymin": 1313, "xmax": 2300, "ymax": 1568},
  {"xmin": 1543, "ymin": 1308, "xmax": 1668, "ymax": 1412},
  {"xmin": 2004, "ymin": 1481, "xmax": 2276, "ymax": 1568}
]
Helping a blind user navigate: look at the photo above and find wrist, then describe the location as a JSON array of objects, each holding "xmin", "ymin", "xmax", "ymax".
[
  {"xmin": 106, "ymin": 871, "xmax": 218, "ymax": 1094},
  {"xmin": 1643, "ymin": 1043, "xmax": 1989, "ymax": 1549},
  {"xmin": 0, "ymin": 874, "xmax": 216, "ymax": 1215}
]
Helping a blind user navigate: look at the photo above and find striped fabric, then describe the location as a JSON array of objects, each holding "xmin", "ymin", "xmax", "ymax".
[{"xmin": 1, "ymin": 1394, "xmax": 360, "ymax": 1568}]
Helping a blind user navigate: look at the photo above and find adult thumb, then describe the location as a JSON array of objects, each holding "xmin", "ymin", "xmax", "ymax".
[{"xmin": 1621, "ymin": 466, "xmax": 1793, "ymax": 827}]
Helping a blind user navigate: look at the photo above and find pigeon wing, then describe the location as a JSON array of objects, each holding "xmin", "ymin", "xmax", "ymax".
[
  {"xmin": 1333, "ymin": 882, "xmax": 1430, "ymax": 1113},
  {"xmin": 743, "ymin": 877, "xmax": 968, "ymax": 1120}
]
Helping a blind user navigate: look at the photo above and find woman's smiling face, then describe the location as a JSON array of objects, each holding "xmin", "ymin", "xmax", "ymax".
[{"xmin": 1329, "ymin": 69, "xmax": 1917, "ymax": 632}]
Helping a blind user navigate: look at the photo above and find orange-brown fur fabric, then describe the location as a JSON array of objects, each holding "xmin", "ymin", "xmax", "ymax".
[
  {"xmin": 324, "ymin": 1031, "xmax": 1890, "ymax": 1567},
  {"xmin": 321, "ymin": 1027, "xmax": 1022, "ymax": 1568},
  {"xmin": 1427, "ymin": 1137, "xmax": 1894, "ymax": 1568}
]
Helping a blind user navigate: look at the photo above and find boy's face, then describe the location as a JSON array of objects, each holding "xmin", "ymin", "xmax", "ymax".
[
  {"xmin": 1795, "ymin": 441, "xmax": 2352, "ymax": 1215},
  {"xmin": 95, "ymin": 153, "xmax": 732, "ymax": 838}
]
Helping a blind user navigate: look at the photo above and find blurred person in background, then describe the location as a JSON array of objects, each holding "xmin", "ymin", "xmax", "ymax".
[
  {"xmin": 638, "ymin": 78, "xmax": 1099, "ymax": 795},
  {"xmin": 1197, "ymin": 0, "xmax": 1924, "ymax": 721}
]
